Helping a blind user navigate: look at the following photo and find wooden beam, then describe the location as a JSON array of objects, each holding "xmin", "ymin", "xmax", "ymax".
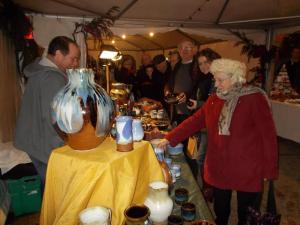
[
  {"xmin": 215, "ymin": 0, "xmax": 230, "ymax": 24},
  {"xmin": 175, "ymin": 29, "xmax": 199, "ymax": 45},
  {"xmin": 136, "ymin": 34, "xmax": 164, "ymax": 49},
  {"xmin": 114, "ymin": 36, "xmax": 144, "ymax": 51},
  {"xmin": 48, "ymin": 0, "xmax": 106, "ymax": 16}
]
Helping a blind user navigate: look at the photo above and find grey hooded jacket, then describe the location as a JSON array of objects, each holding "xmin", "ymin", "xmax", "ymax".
[{"xmin": 14, "ymin": 58, "xmax": 67, "ymax": 163}]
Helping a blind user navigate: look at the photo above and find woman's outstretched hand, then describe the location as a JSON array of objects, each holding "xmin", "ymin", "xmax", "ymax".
[{"xmin": 157, "ymin": 138, "xmax": 170, "ymax": 150}]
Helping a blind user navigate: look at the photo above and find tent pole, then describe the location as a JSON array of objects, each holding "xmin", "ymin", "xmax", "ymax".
[
  {"xmin": 105, "ymin": 64, "xmax": 110, "ymax": 94},
  {"xmin": 215, "ymin": 0, "xmax": 230, "ymax": 24},
  {"xmin": 264, "ymin": 28, "xmax": 273, "ymax": 94}
]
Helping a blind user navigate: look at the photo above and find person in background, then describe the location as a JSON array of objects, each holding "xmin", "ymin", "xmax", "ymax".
[
  {"xmin": 152, "ymin": 54, "xmax": 172, "ymax": 106},
  {"xmin": 158, "ymin": 58, "xmax": 278, "ymax": 225},
  {"xmin": 168, "ymin": 50, "xmax": 181, "ymax": 71},
  {"xmin": 164, "ymin": 40, "xmax": 198, "ymax": 177},
  {"xmin": 135, "ymin": 53, "xmax": 153, "ymax": 99},
  {"xmin": 187, "ymin": 48, "xmax": 221, "ymax": 194},
  {"xmin": 139, "ymin": 64, "xmax": 157, "ymax": 100},
  {"xmin": 14, "ymin": 36, "xmax": 80, "ymax": 182},
  {"xmin": 286, "ymin": 46, "xmax": 300, "ymax": 93},
  {"xmin": 115, "ymin": 54, "xmax": 136, "ymax": 85}
]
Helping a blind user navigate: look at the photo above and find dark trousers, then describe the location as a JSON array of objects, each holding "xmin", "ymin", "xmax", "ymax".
[{"xmin": 213, "ymin": 187, "xmax": 261, "ymax": 225}]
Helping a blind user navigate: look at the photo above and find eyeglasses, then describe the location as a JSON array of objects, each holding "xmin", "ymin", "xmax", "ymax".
[{"xmin": 180, "ymin": 46, "xmax": 193, "ymax": 51}]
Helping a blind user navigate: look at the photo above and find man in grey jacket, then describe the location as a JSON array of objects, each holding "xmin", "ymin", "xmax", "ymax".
[{"xmin": 14, "ymin": 36, "xmax": 80, "ymax": 182}]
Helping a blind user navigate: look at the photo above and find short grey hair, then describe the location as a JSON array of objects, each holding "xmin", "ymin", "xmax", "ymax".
[
  {"xmin": 177, "ymin": 40, "xmax": 195, "ymax": 49},
  {"xmin": 210, "ymin": 58, "xmax": 247, "ymax": 84}
]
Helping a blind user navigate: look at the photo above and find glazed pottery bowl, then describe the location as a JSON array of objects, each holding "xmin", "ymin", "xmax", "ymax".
[
  {"xmin": 181, "ymin": 202, "xmax": 196, "ymax": 222},
  {"xmin": 168, "ymin": 143, "xmax": 183, "ymax": 156},
  {"xmin": 175, "ymin": 188, "xmax": 188, "ymax": 205}
]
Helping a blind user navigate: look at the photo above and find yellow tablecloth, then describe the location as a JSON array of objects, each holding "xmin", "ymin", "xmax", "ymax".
[{"xmin": 40, "ymin": 137, "xmax": 163, "ymax": 225}]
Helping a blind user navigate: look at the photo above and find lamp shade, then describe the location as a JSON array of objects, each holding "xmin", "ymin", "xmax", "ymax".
[{"xmin": 99, "ymin": 44, "xmax": 119, "ymax": 59}]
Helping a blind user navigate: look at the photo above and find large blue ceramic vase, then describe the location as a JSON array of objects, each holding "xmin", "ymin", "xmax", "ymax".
[{"xmin": 51, "ymin": 69, "xmax": 114, "ymax": 150}]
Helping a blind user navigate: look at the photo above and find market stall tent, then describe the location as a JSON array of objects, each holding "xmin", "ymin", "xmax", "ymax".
[{"xmin": 9, "ymin": 0, "xmax": 299, "ymax": 47}]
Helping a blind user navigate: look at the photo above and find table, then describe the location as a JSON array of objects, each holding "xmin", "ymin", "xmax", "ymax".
[
  {"xmin": 40, "ymin": 137, "xmax": 164, "ymax": 225},
  {"xmin": 169, "ymin": 154, "xmax": 214, "ymax": 222},
  {"xmin": 271, "ymin": 100, "xmax": 300, "ymax": 143}
]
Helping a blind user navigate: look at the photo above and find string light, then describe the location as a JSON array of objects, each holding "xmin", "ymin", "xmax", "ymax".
[
  {"xmin": 149, "ymin": 32, "xmax": 154, "ymax": 37},
  {"xmin": 122, "ymin": 34, "xmax": 126, "ymax": 39},
  {"xmin": 111, "ymin": 40, "xmax": 115, "ymax": 44}
]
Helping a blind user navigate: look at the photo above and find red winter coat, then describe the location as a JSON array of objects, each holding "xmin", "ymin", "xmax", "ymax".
[{"xmin": 166, "ymin": 93, "xmax": 278, "ymax": 192}]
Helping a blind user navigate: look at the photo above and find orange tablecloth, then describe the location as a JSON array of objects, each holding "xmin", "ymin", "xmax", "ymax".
[{"xmin": 40, "ymin": 137, "xmax": 163, "ymax": 225}]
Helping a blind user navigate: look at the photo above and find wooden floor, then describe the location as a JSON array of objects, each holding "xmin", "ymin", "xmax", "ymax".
[{"xmin": 5, "ymin": 137, "xmax": 300, "ymax": 225}]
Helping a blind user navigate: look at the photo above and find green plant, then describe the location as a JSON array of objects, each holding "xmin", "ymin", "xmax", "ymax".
[
  {"xmin": 231, "ymin": 31, "xmax": 277, "ymax": 87},
  {"xmin": 72, "ymin": 6, "xmax": 120, "ymax": 42}
]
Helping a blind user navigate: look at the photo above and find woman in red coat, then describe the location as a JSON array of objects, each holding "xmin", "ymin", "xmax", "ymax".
[{"xmin": 158, "ymin": 58, "xmax": 278, "ymax": 225}]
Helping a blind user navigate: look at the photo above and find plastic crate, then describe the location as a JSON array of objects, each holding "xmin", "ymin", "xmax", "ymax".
[{"xmin": 6, "ymin": 175, "xmax": 42, "ymax": 216}]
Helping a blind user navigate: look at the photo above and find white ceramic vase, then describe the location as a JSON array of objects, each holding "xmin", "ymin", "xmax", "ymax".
[{"xmin": 144, "ymin": 181, "xmax": 173, "ymax": 224}]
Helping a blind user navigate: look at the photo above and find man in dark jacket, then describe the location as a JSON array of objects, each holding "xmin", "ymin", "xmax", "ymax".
[
  {"xmin": 152, "ymin": 54, "xmax": 172, "ymax": 105},
  {"xmin": 14, "ymin": 36, "xmax": 80, "ymax": 182},
  {"xmin": 286, "ymin": 47, "xmax": 300, "ymax": 93},
  {"xmin": 165, "ymin": 40, "xmax": 197, "ymax": 124}
]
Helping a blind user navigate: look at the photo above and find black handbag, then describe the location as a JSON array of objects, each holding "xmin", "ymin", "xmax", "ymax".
[{"xmin": 247, "ymin": 181, "xmax": 281, "ymax": 225}]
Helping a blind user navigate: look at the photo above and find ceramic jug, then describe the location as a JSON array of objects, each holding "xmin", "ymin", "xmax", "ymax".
[
  {"xmin": 51, "ymin": 69, "xmax": 114, "ymax": 150},
  {"xmin": 144, "ymin": 181, "xmax": 173, "ymax": 224},
  {"xmin": 132, "ymin": 119, "xmax": 144, "ymax": 141},
  {"xmin": 79, "ymin": 206, "xmax": 111, "ymax": 225}
]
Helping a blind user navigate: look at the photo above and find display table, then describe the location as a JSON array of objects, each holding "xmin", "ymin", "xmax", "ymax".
[
  {"xmin": 170, "ymin": 154, "xmax": 214, "ymax": 222},
  {"xmin": 40, "ymin": 137, "xmax": 164, "ymax": 225},
  {"xmin": 271, "ymin": 100, "xmax": 300, "ymax": 143}
]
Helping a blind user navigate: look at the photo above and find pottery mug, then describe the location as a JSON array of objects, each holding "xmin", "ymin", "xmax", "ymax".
[
  {"xmin": 124, "ymin": 205, "xmax": 151, "ymax": 225},
  {"xmin": 168, "ymin": 214, "xmax": 184, "ymax": 225},
  {"xmin": 154, "ymin": 147, "xmax": 165, "ymax": 162},
  {"xmin": 175, "ymin": 188, "xmax": 189, "ymax": 205},
  {"xmin": 79, "ymin": 206, "xmax": 111, "ymax": 225},
  {"xmin": 181, "ymin": 202, "xmax": 196, "ymax": 222},
  {"xmin": 170, "ymin": 164, "xmax": 181, "ymax": 178},
  {"xmin": 164, "ymin": 158, "xmax": 172, "ymax": 168},
  {"xmin": 132, "ymin": 119, "xmax": 144, "ymax": 141},
  {"xmin": 115, "ymin": 116, "xmax": 133, "ymax": 152}
]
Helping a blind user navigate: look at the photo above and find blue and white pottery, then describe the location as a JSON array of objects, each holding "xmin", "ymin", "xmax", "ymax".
[
  {"xmin": 132, "ymin": 119, "xmax": 144, "ymax": 141},
  {"xmin": 115, "ymin": 116, "xmax": 133, "ymax": 145},
  {"xmin": 170, "ymin": 164, "xmax": 181, "ymax": 178},
  {"xmin": 168, "ymin": 143, "xmax": 184, "ymax": 156},
  {"xmin": 51, "ymin": 68, "xmax": 114, "ymax": 150}
]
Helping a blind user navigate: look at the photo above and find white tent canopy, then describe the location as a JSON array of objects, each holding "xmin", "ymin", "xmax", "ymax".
[
  {"xmin": 4, "ymin": 0, "xmax": 297, "ymax": 50},
  {"xmin": 31, "ymin": 14, "xmax": 267, "ymax": 50},
  {"xmin": 13, "ymin": 0, "xmax": 300, "ymax": 29}
]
